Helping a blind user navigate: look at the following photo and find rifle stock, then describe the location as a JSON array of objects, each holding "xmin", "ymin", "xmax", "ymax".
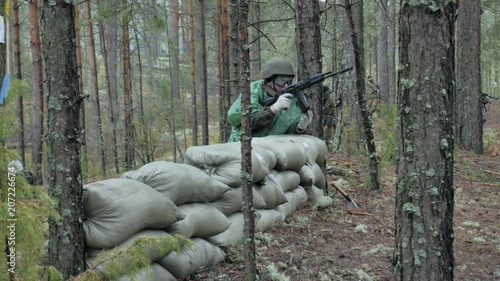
[{"xmin": 262, "ymin": 67, "xmax": 353, "ymax": 112}]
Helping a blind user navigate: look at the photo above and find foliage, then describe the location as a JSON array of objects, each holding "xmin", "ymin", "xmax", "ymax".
[
  {"xmin": 376, "ymin": 104, "xmax": 398, "ymax": 168},
  {"xmin": 74, "ymin": 235, "xmax": 192, "ymax": 281},
  {"xmin": 0, "ymin": 88, "xmax": 56, "ymax": 280}
]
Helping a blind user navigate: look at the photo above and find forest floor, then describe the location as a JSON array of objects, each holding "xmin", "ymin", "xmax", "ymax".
[{"xmin": 186, "ymin": 100, "xmax": 500, "ymax": 281}]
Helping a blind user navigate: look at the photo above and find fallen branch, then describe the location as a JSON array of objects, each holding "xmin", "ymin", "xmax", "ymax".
[
  {"xmin": 348, "ymin": 211, "xmax": 374, "ymax": 216},
  {"xmin": 482, "ymin": 169, "xmax": 500, "ymax": 177}
]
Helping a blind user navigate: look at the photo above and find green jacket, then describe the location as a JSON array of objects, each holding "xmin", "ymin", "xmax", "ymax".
[{"xmin": 227, "ymin": 80, "xmax": 303, "ymax": 142}]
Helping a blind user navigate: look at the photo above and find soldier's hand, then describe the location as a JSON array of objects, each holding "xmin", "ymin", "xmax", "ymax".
[{"xmin": 271, "ymin": 93, "xmax": 293, "ymax": 113}]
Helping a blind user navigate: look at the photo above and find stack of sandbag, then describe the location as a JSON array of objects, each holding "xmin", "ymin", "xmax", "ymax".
[
  {"xmin": 83, "ymin": 134, "xmax": 329, "ymax": 280},
  {"xmin": 253, "ymin": 135, "xmax": 328, "ymax": 204}
]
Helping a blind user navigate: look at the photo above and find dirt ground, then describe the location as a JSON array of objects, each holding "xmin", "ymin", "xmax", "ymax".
[{"xmin": 186, "ymin": 101, "xmax": 500, "ymax": 281}]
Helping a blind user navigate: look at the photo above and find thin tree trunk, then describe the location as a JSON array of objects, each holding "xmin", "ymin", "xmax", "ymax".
[
  {"xmin": 132, "ymin": 23, "xmax": 150, "ymax": 164},
  {"xmin": 40, "ymin": 1, "xmax": 84, "ymax": 278},
  {"xmin": 345, "ymin": 0, "xmax": 380, "ymax": 190},
  {"xmin": 238, "ymin": 0, "xmax": 257, "ymax": 279},
  {"xmin": 122, "ymin": 0, "xmax": 135, "ymax": 170},
  {"xmin": 29, "ymin": 0, "xmax": 44, "ymax": 185},
  {"xmin": 84, "ymin": 0, "xmax": 106, "ymax": 176},
  {"xmin": 251, "ymin": 0, "xmax": 261, "ymax": 80},
  {"xmin": 377, "ymin": 0, "xmax": 390, "ymax": 104},
  {"xmin": 75, "ymin": 5, "xmax": 87, "ymax": 175},
  {"xmin": 455, "ymin": 0, "xmax": 483, "ymax": 154},
  {"xmin": 387, "ymin": 0, "xmax": 397, "ymax": 103},
  {"xmin": 394, "ymin": 2, "xmax": 456, "ymax": 280},
  {"xmin": 197, "ymin": 0, "xmax": 209, "ymax": 145},
  {"xmin": 97, "ymin": 0, "xmax": 119, "ymax": 173},
  {"xmin": 229, "ymin": 0, "xmax": 240, "ymax": 105},
  {"xmin": 13, "ymin": 0, "xmax": 25, "ymax": 165},
  {"xmin": 188, "ymin": 0, "xmax": 198, "ymax": 146},
  {"xmin": 170, "ymin": 0, "xmax": 181, "ymax": 100}
]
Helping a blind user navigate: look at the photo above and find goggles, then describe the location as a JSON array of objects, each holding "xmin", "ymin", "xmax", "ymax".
[{"xmin": 273, "ymin": 76, "xmax": 294, "ymax": 87}]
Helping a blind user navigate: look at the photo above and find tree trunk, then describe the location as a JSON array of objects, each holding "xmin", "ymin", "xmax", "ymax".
[
  {"xmin": 170, "ymin": 0, "xmax": 181, "ymax": 100},
  {"xmin": 188, "ymin": 0, "xmax": 198, "ymax": 146},
  {"xmin": 221, "ymin": 0, "xmax": 231, "ymax": 142},
  {"xmin": 455, "ymin": 0, "xmax": 483, "ymax": 154},
  {"xmin": 238, "ymin": 1, "xmax": 257, "ymax": 279},
  {"xmin": 122, "ymin": 0, "xmax": 135, "ymax": 170},
  {"xmin": 387, "ymin": 0, "xmax": 397, "ymax": 103},
  {"xmin": 40, "ymin": 1, "xmax": 85, "ymax": 278},
  {"xmin": 29, "ymin": 0, "xmax": 44, "ymax": 185},
  {"xmin": 394, "ymin": 2, "xmax": 456, "ymax": 280},
  {"xmin": 345, "ymin": 0, "xmax": 380, "ymax": 190},
  {"xmin": 295, "ymin": 0, "xmax": 322, "ymax": 138},
  {"xmin": 197, "ymin": 0, "xmax": 209, "ymax": 145},
  {"xmin": 13, "ymin": 0, "xmax": 25, "ymax": 165},
  {"xmin": 97, "ymin": 0, "xmax": 119, "ymax": 173},
  {"xmin": 104, "ymin": 0, "xmax": 120, "ymax": 121},
  {"xmin": 251, "ymin": 0, "xmax": 261, "ymax": 80},
  {"xmin": 84, "ymin": 0, "xmax": 106, "ymax": 176},
  {"xmin": 377, "ymin": 0, "xmax": 390, "ymax": 104},
  {"xmin": 229, "ymin": 0, "xmax": 240, "ymax": 105},
  {"xmin": 75, "ymin": 5, "xmax": 87, "ymax": 174}
]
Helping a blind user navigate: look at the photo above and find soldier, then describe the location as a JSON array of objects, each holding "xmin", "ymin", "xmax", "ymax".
[
  {"xmin": 322, "ymin": 85, "xmax": 341, "ymax": 152},
  {"xmin": 366, "ymin": 75, "xmax": 381, "ymax": 116},
  {"xmin": 227, "ymin": 58, "xmax": 313, "ymax": 142}
]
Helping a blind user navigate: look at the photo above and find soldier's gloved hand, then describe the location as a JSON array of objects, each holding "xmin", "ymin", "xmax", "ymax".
[
  {"xmin": 297, "ymin": 110, "xmax": 313, "ymax": 131},
  {"xmin": 271, "ymin": 93, "xmax": 293, "ymax": 113}
]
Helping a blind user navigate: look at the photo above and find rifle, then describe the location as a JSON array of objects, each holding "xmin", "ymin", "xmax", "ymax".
[{"xmin": 262, "ymin": 67, "xmax": 353, "ymax": 112}]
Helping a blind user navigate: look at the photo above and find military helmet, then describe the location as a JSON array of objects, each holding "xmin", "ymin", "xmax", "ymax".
[{"xmin": 262, "ymin": 59, "xmax": 295, "ymax": 79}]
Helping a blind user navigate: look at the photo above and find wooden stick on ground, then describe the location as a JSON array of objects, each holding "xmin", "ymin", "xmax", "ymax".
[{"xmin": 482, "ymin": 169, "xmax": 500, "ymax": 177}]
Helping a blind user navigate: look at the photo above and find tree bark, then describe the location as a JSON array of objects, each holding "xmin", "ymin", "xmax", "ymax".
[
  {"xmin": 394, "ymin": 2, "xmax": 456, "ymax": 280},
  {"xmin": 13, "ymin": 0, "xmax": 25, "ymax": 165},
  {"xmin": 238, "ymin": 0, "xmax": 257, "ymax": 279},
  {"xmin": 97, "ymin": 0, "xmax": 119, "ymax": 173},
  {"xmin": 251, "ymin": 0, "xmax": 261, "ymax": 80},
  {"xmin": 455, "ymin": 0, "xmax": 483, "ymax": 154},
  {"xmin": 29, "ymin": 0, "xmax": 44, "ymax": 185},
  {"xmin": 122, "ymin": 0, "xmax": 135, "ymax": 170},
  {"xmin": 377, "ymin": 0, "xmax": 390, "ymax": 104},
  {"xmin": 295, "ymin": 0, "xmax": 323, "ymax": 139},
  {"xmin": 188, "ymin": 0, "xmax": 198, "ymax": 146},
  {"xmin": 345, "ymin": 0, "xmax": 380, "ymax": 190},
  {"xmin": 197, "ymin": 0, "xmax": 209, "ymax": 145},
  {"xmin": 40, "ymin": 1, "xmax": 85, "ymax": 278},
  {"xmin": 84, "ymin": 0, "xmax": 106, "ymax": 176}
]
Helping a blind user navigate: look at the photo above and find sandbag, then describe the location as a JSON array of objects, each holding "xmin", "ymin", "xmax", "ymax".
[
  {"xmin": 84, "ymin": 179, "xmax": 184, "ymax": 249},
  {"xmin": 255, "ymin": 209, "xmax": 283, "ymax": 232},
  {"xmin": 86, "ymin": 230, "xmax": 182, "ymax": 280},
  {"xmin": 254, "ymin": 179, "xmax": 288, "ymax": 209},
  {"xmin": 298, "ymin": 163, "xmax": 315, "ymax": 187},
  {"xmin": 253, "ymin": 135, "xmax": 307, "ymax": 172},
  {"xmin": 121, "ymin": 161, "xmax": 231, "ymax": 205},
  {"xmin": 311, "ymin": 162, "xmax": 326, "ymax": 190},
  {"xmin": 210, "ymin": 186, "xmax": 267, "ymax": 216},
  {"xmin": 157, "ymin": 238, "xmax": 226, "ymax": 279},
  {"xmin": 165, "ymin": 203, "xmax": 230, "ymax": 238},
  {"xmin": 289, "ymin": 134, "xmax": 328, "ymax": 164},
  {"xmin": 184, "ymin": 142, "xmax": 276, "ymax": 187},
  {"xmin": 306, "ymin": 185, "xmax": 325, "ymax": 205},
  {"xmin": 265, "ymin": 170, "xmax": 301, "ymax": 192},
  {"xmin": 275, "ymin": 186, "xmax": 308, "ymax": 219},
  {"xmin": 206, "ymin": 212, "xmax": 261, "ymax": 247},
  {"xmin": 119, "ymin": 264, "xmax": 176, "ymax": 281}
]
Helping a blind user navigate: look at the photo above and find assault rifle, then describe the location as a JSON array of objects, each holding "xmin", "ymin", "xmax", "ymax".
[{"xmin": 262, "ymin": 67, "xmax": 353, "ymax": 112}]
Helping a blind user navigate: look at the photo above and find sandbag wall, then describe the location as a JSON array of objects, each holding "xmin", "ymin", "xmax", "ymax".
[{"xmin": 83, "ymin": 134, "xmax": 327, "ymax": 280}]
